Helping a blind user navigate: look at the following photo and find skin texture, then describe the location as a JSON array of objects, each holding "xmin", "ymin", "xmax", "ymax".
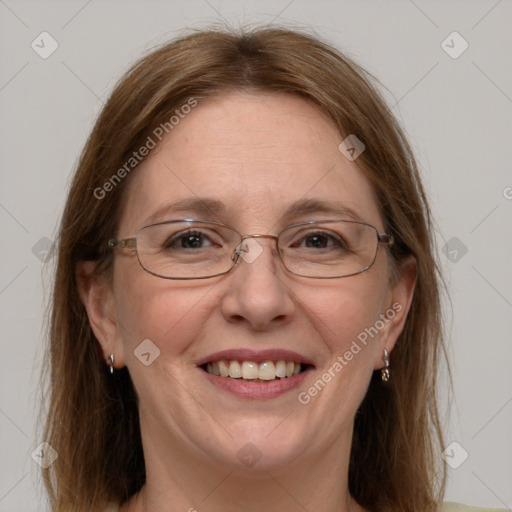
[{"xmin": 78, "ymin": 92, "xmax": 416, "ymax": 512}]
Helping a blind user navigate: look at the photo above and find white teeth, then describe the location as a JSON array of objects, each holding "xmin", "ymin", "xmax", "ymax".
[
  {"xmin": 219, "ymin": 360, "xmax": 229, "ymax": 377},
  {"xmin": 275, "ymin": 360, "xmax": 287, "ymax": 378},
  {"xmin": 258, "ymin": 361, "xmax": 275, "ymax": 380},
  {"xmin": 241, "ymin": 361, "xmax": 259, "ymax": 379},
  {"xmin": 205, "ymin": 359, "xmax": 305, "ymax": 380},
  {"xmin": 211, "ymin": 361, "xmax": 221, "ymax": 376},
  {"xmin": 229, "ymin": 360, "xmax": 242, "ymax": 378}
]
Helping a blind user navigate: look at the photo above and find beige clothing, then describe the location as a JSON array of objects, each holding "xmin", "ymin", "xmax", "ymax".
[{"xmin": 443, "ymin": 503, "xmax": 507, "ymax": 512}]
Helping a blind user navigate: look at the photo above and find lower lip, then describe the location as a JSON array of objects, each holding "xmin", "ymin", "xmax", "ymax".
[{"xmin": 201, "ymin": 367, "xmax": 313, "ymax": 400}]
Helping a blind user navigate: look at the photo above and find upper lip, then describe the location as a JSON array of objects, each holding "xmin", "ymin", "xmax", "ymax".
[{"xmin": 196, "ymin": 349, "xmax": 315, "ymax": 367}]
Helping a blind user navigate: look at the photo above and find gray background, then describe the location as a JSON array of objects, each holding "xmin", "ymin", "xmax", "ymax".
[{"xmin": 0, "ymin": 0, "xmax": 511, "ymax": 510}]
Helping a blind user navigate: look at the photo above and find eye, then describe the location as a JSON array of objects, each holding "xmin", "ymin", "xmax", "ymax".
[
  {"xmin": 293, "ymin": 231, "xmax": 348, "ymax": 250},
  {"xmin": 164, "ymin": 230, "xmax": 219, "ymax": 250},
  {"xmin": 302, "ymin": 233, "xmax": 331, "ymax": 249}
]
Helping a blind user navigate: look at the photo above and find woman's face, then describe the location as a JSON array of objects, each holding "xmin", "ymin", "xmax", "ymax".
[{"xmin": 95, "ymin": 92, "xmax": 413, "ymax": 473}]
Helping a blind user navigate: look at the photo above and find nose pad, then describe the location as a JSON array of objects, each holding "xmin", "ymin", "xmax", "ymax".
[{"xmin": 233, "ymin": 238, "xmax": 265, "ymax": 264}]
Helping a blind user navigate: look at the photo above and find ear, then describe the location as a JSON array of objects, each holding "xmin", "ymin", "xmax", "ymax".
[
  {"xmin": 373, "ymin": 255, "xmax": 417, "ymax": 370},
  {"xmin": 76, "ymin": 260, "xmax": 126, "ymax": 370}
]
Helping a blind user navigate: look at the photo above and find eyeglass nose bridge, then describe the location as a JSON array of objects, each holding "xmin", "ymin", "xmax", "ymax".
[{"xmin": 231, "ymin": 233, "xmax": 280, "ymax": 262}]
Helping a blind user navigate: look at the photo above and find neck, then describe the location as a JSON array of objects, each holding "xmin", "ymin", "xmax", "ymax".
[
  {"xmin": 122, "ymin": 417, "xmax": 366, "ymax": 512},
  {"xmin": 133, "ymin": 472, "xmax": 361, "ymax": 512}
]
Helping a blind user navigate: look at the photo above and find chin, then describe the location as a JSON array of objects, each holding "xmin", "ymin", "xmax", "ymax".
[{"xmin": 201, "ymin": 418, "xmax": 309, "ymax": 472}]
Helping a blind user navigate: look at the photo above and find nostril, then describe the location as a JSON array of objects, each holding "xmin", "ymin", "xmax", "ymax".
[{"xmin": 229, "ymin": 314, "xmax": 246, "ymax": 324}]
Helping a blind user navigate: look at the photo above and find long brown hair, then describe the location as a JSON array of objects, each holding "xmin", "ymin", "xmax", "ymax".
[{"xmin": 41, "ymin": 26, "xmax": 449, "ymax": 512}]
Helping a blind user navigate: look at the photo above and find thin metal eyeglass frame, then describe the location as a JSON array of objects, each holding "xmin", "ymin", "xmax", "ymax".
[{"xmin": 107, "ymin": 218, "xmax": 394, "ymax": 280}]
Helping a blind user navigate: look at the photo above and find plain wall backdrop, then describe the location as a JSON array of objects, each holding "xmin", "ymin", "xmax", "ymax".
[{"xmin": 0, "ymin": 0, "xmax": 511, "ymax": 510}]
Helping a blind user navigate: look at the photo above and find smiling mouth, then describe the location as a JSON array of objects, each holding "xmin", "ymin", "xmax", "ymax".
[{"xmin": 201, "ymin": 360, "xmax": 311, "ymax": 382}]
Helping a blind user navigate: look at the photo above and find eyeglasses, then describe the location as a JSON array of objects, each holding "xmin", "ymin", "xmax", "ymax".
[{"xmin": 108, "ymin": 219, "xmax": 394, "ymax": 280}]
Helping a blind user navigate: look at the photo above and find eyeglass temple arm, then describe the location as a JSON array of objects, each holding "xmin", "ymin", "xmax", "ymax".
[
  {"xmin": 378, "ymin": 234, "xmax": 394, "ymax": 246},
  {"xmin": 108, "ymin": 237, "xmax": 137, "ymax": 249}
]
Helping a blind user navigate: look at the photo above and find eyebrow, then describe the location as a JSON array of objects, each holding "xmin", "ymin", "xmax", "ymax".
[
  {"xmin": 143, "ymin": 197, "xmax": 365, "ymax": 226},
  {"xmin": 143, "ymin": 197, "xmax": 226, "ymax": 225},
  {"xmin": 281, "ymin": 198, "xmax": 365, "ymax": 223}
]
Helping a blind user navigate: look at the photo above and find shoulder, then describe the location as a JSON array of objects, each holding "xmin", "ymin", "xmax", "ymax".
[
  {"xmin": 443, "ymin": 502, "xmax": 508, "ymax": 512},
  {"xmin": 103, "ymin": 504, "xmax": 120, "ymax": 512}
]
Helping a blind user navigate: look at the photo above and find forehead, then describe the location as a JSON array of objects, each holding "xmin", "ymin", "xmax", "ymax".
[{"xmin": 119, "ymin": 92, "xmax": 383, "ymax": 233}]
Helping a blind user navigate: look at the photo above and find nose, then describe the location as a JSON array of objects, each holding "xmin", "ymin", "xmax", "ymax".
[{"xmin": 220, "ymin": 236, "xmax": 296, "ymax": 331}]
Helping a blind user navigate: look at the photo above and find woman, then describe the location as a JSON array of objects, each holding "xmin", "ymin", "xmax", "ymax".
[{"xmin": 41, "ymin": 27, "xmax": 488, "ymax": 512}]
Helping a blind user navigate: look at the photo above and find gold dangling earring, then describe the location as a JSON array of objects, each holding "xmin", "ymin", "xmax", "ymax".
[
  {"xmin": 107, "ymin": 354, "xmax": 115, "ymax": 374},
  {"xmin": 381, "ymin": 349, "xmax": 390, "ymax": 382}
]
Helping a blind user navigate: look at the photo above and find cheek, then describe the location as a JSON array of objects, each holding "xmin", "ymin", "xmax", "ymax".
[
  {"xmin": 114, "ymin": 268, "xmax": 216, "ymax": 361},
  {"xmin": 301, "ymin": 270, "xmax": 388, "ymax": 365}
]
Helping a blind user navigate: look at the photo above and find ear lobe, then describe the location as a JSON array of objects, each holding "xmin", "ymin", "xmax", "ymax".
[
  {"xmin": 374, "ymin": 255, "xmax": 417, "ymax": 369},
  {"xmin": 76, "ymin": 260, "xmax": 125, "ymax": 369}
]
